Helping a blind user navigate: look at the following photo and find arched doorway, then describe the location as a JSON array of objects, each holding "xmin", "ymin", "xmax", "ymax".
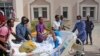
[
  {"xmin": 79, "ymin": 0, "xmax": 98, "ymax": 21},
  {"xmin": 29, "ymin": 0, "xmax": 50, "ymax": 21}
]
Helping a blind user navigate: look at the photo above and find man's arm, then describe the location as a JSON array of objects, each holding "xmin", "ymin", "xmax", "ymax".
[
  {"xmin": 0, "ymin": 36, "xmax": 6, "ymax": 43},
  {"xmin": 43, "ymin": 24, "xmax": 51, "ymax": 31},
  {"xmin": 36, "ymin": 25, "xmax": 43, "ymax": 35},
  {"xmin": 0, "ymin": 36, "xmax": 8, "ymax": 52},
  {"xmin": 11, "ymin": 32, "xmax": 18, "ymax": 39},
  {"xmin": 72, "ymin": 23, "xmax": 77, "ymax": 32},
  {"xmin": 26, "ymin": 28, "xmax": 32, "ymax": 40},
  {"xmin": 52, "ymin": 21, "xmax": 56, "ymax": 30},
  {"xmin": 0, "ymin": 44, "xmax": 7, "ymax": 52},
  {"xmin": 91, "ymin": 21, "xmax": 94, "ymax": 30}
]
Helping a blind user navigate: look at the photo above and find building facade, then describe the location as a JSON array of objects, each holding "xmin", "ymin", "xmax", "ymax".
[
  {"xmin": 0, "ymin": 0, "xmax": 100, "ymax": 23},
  {"xmin": 0, "ymin": 0, "xmax": 13, "ymax": 18}
]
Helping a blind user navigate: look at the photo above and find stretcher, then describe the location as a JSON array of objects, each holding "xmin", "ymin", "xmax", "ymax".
[{"xmin": 9, "ymin": 31, "xmax": 84, "ymax": 56}]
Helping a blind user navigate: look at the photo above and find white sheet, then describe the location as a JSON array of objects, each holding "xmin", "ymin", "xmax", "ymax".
[
  {"xmin": 9, "ymin": 31, "xmax": 76, "ymax": 56},
  {"xmin": 9, "ymin": 37, "xmax": 54, "ymax": 56}
]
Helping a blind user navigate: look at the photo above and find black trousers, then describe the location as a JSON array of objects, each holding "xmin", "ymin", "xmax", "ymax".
[
  {"xmin": 0, "ymin": 41, "xmax": 10, "ymax": 56},
  {"xmin": 86, "ymin": 31, "xmax": 92, "ymax": 44},
  {"xmin": 0, "ymin": 49, "xmax": 9, "ymax": 56}
]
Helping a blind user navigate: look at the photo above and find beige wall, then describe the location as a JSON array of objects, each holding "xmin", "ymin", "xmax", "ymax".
[
  {"xmin": 23, "ymin": 0, "xmax": 50, "ymax": 20},
  {"xmin": 95, "ymin": 0, "xmax": 100, "ymax": 22},
  {"xmin": 53, "ymin": 0, "xmax": 77, "ymax": 25},
  {"xmin": 13, "ymin": 0, "xmax": 100, "ymax": 29},
  {"xmin": 80, "ymin": 0, "xmax": 98, "ymax": 5},
  {"xmin": 23, "ymin": 0, "xmax": 77, "ymax": 19},
  {"xmin": 22, "ymin": 0, "xmax": 78, "ymax": 27},
  {"xmin": 23, "ymin": 0, "xmax": 31, "ymax": 18},
  {"xmin": 30, "ymin": 0, "xmax": 49, "ymax": 5},
  {"xmin": 15, "ymin": 0, "xmax": 100, "ymax": 23},
  {"xmin": 13, "ymin": 0, "xmax": 24, "ymax": 21}
]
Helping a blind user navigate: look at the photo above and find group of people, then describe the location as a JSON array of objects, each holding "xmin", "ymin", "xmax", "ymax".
[
  {"xmin": 72, "ymin": 15, "xmax": 94, "ymax": 45},
  {"xmin": 0, "ymin": 12, "xmax": 94, "ymax": 56},
  {"xmin": 36, "ymin": 15, "xmax": 64, "ymax": 48},
  {"xmin": 0, "ymin": 14, "xmax": 65, "ymax": 56}
]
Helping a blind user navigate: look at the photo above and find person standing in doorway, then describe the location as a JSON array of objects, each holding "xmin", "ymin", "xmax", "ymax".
[{"xmin": 85, "ymin": 16, "xmax": 94, "ymax": 45}]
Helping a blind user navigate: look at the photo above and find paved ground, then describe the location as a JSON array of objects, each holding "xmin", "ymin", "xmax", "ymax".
[
  {"xmin": 84, "ymin": 23, "xmax": 100, "ymax": 56},
  {"xmin": 69, "ymin": 23, "xmax": 100, "ymax": 56}
]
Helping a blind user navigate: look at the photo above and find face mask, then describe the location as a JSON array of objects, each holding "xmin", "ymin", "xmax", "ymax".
[{"xmin": 77, "ymin": 20, "xmax": 81, "ymax": 23}]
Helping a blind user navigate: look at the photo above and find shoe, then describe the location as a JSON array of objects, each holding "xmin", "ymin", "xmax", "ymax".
[
  {"xmin": 90, "ymin": 43, "xmax": 93, "ymax": 45},
  {"xmin": 81, "ymin": 52, "xmax": 85, "ymax": 55},
  {"xmin": 86, "ymin": 42, "xmax": 88, "ymax": 45}
]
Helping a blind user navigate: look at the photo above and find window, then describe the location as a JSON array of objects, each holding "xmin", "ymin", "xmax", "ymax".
[
  {"xmin": 5, "ymin": 2, "xmax": 12, "ymax": 7},
  {"xmin": 90, "ymin": 7, "xmax": 95, "ymax": 17},
  {"xmin": 42, "ymin": 7, "xmax": 47, "ymax": 18},
  {"xmin": 90, "ymin": 11, "xmax": 94, "ymax": 17},
  {"xmin": 83, "ymin": 7, "xmax": 86, "ymax": 17},
  {"xmin": 33, "ymin": 8, "xmax": 39, "ymax": 18},
  {"xmin": 63, "ymin": 7, "xmax": 68, "ymax": 18},
  {"xmin": 0, "ymin": 2, "xmax": 4, "ymax": 7},
  {"xmin": 83, "ymin": 11, "xmax": 86, "ymax": 17},
  {"xmin": 33, "ymin": 7, "xmax": 48, "ymax": 19},
  {"xmin": 0, "ymin": 2, "xmax": 13, "ymax": 19}
]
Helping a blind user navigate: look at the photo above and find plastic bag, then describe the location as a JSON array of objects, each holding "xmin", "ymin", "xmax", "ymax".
[{"xmin": 19, "ymin": 40, "xmax": 37, "ymax": 53}]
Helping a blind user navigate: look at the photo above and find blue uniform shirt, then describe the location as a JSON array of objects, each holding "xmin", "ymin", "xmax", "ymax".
[
  {"xmin": 16, "ymin": 23, "xmax": 31, "ymax": 41},
  {"xmin": 72, "ymin": 20, "xmax": 86, "ymax": 43}
]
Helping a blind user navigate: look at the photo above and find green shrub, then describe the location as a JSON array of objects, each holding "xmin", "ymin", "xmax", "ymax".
[
  {"xmin": 46, "ymin": 22, "xmax": 51, "ymax": 31},
  {"xmin": 31, "ymin": 21, "xmax": 37, "ymax": 32},
  {"xmin": 30, "ymin": 21, "xmax": 51, "ymax": 32}
]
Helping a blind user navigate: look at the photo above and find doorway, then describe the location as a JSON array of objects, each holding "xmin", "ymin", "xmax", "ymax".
[{"xmin": 82, "ymin": 7, "xmax": 95, "ymax": 20}]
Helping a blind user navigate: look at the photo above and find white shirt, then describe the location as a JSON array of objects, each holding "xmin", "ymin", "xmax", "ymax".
[{"xmin": 52, "ymin": 21, "xmax": 61, "ymax": 30}]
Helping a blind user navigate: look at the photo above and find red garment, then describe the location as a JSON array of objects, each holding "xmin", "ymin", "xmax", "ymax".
[
  {"xmin": 0, "ymin": 14, "xmax": 6, "ymax": 24},
  {"xmin": 0, "ymin": 26, "xmax": 12, "ymax": 43}
]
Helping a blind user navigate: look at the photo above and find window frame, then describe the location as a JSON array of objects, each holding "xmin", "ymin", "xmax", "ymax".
[
  {"xmin": 33, "ymin": 8, "xmax": 39, "ymax": 18},
  {"xmin": 31, "ymin": 5, "xmax": 49, "ymax": 20},
  {"xmin": 61, "ymin": 6, "xmax": 68, "ymax": 20},
  {"xmin": 0, "ymin": 2, "xmax": 13, "ymax": 18},
  {"xmin": 42, "ymin": 7, "xmax": 47, "ymax": 18},
  {"xmin": 82, "ymin": 7, "xmax": 87, "ymax": 17}
]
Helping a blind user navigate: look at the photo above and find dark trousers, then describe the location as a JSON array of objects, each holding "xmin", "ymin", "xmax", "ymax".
[
  {"xmin": 86, "ymin": 31, "xmax": 92, "ymax": 44},
  {"xmin": 0, "ymin": 41, "xmax": 10, "ymax": 56},
  {"xmin": 0, "ymin": 49, "xmax": 9, "ymax": 56}
]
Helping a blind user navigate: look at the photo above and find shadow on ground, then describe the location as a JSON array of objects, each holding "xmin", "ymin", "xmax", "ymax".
[{"xmin": 85, "ymin": 51, "xmax": 100, "ymax": 56}]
